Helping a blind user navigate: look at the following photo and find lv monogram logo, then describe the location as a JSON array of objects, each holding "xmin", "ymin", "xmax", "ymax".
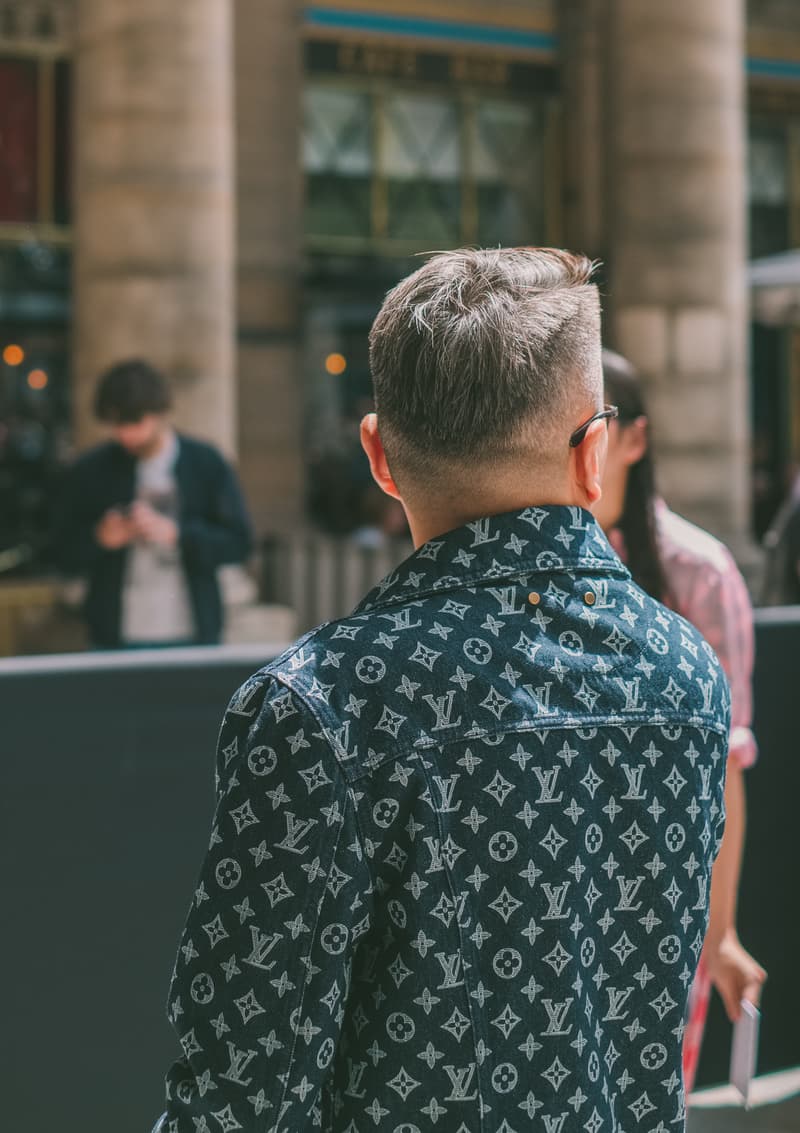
[{"xmin": 423, "ymin": 691, "xmax": 463, "ymax": 732}]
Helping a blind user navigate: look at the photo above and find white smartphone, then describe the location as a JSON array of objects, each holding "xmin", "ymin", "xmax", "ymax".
[{"xmin": 729, "ymin": 999, "xmax": 761, "ymax": 1107}]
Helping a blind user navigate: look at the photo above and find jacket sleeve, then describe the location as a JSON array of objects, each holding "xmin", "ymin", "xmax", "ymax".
[
  {"xmin": 159, "ymin": 673, "xmax": 373, "ymax": 1133},
  {"xmin": 51, "ymin": 459, "xmax": 107, "ymax": 575},
  {"xmin": 179, "ymin": 454, "xmax": 253, "ymax": 572}
]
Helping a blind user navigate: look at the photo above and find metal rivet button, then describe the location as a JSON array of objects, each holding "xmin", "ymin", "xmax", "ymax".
[
  {"xmin": 528, "ymin": 592, "xmax": 541, "ymax": 606},
  {"xmin": 584, "ymin": 591, "xmax": 596, "ymax": 605}
]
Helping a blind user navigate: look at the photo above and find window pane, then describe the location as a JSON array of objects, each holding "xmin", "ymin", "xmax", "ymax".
[
  {"xmin": 0, "ymin": 58, "xmax": 39, "ymax": 222},
  {"xmin": 0, "ymin": 243, "xmax": 71, "ymax": 569},
  {"xmin": 306, "ymin": 173, "xmax": 372, "ymax": 240},
  {"xmin": 750, "ymin": 205, "xmax": 789, "ymax": 259},
  {"xmin": 383, "ymin": 93, "xmax": 460, "ymax": 181},
  {"xmin": 0, "ymin": 241, "xmax": 71, "ymax": 316},
  {"xmin": 382, "ymin": 94, "xmax": 460, "ymax": 244},
  {"xmin": 749, "ymin": 129, "xmax": 787, "ymax": 205},
  {"xmin": 304, "ymin": 86, "xmax": 373, "ymax": 241},
  {"xmin": 473, "ymin": 98, "xmax": 544, "ymax": 246},
  {"xmin": 386, "ymin": 180, "xmax": 460, "ymax": 244},
  {"xmin": 473, "ymin": 99, "xmax": 539, "ymax": 184},
  {"xmin": 477, "ymin": 185, "xmax": 540, "ymax": 247},
  {"xmin": 304, "ymin": 87, "xmax": 372, "ymax": 176}
]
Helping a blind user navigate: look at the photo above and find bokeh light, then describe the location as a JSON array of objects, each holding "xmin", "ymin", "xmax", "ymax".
[
  {"xmin": 3, "ymin": 344, "xmax": 25, "ymax": 366},
  {"xmin": 325, "ymin": 352, "xmax": 347, "ymax": 375},
  {"xmin": 27, "ymin": 369, "xmax": 49, "ymax": 390}
]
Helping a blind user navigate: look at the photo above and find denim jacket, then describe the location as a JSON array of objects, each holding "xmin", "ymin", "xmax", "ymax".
[{"xmin": 160, "ymin": 505, "xmax": 729, "ymax": 1133}]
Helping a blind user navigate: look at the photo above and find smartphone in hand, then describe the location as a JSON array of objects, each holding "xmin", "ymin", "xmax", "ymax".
[{"xmin": 730, "ymin": 1000, "xmax": 760, "ymax": 1107}]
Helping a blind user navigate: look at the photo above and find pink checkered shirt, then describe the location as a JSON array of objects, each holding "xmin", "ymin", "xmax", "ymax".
[{"xmin": 655, "ymin": 501, "xmax": 757, "ymax": 770}]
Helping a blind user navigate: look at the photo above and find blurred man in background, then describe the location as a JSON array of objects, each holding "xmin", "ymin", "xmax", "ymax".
[{"xmin": 55, "ymin": 359, "xmax": 252, "ymax": 648}]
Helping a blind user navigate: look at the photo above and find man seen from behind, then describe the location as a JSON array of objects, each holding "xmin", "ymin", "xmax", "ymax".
[{"xmin": 157, "ymin": 249, "xmax": 729, "ymax": 1132}]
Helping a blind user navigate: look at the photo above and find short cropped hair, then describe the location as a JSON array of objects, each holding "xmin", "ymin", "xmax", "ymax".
[
  {"xmin": 369, "ymin": 247, "xmax": 602, "ymax": 479},
  {"xmin": 93, "ymin": 359, "xmax": 172, "ymax": 423}
]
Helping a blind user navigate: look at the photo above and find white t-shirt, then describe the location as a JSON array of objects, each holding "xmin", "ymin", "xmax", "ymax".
[{"xmin": 120, "ymin": 431, "xmax": 195, "ymax": 644}]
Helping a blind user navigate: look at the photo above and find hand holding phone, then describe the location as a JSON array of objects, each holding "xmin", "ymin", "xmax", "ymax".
[
  {"xmin": 95, "ymin": 507, "xmax": 135, "ymax": 550},
  {"xmin": 129, "ymin": 500, "xmax": 179, "ymax": 548},
  {"xmin": 730, "ymin": 999, "xmax": 760, "ymax": 1107}
]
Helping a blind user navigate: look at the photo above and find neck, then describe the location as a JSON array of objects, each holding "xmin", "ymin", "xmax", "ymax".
[
  {"xmin": 140, "ymin": 424, "xmax": 171, "ymax": 460},
  {"xmin": 404, "ymin": 486, "xmax": 585, "ymax": 548}
]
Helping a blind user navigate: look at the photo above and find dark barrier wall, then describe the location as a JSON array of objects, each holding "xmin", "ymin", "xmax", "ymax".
[
  {"xmin": 0, "ymin": 616, "xmax": 798, "ymax": 1132},
  {"xmin": 0, "ymin": 645, "xmax": 279, "ymax": 1133},
  {"xmin": 696, "ymin": 608, "xmax": 800, "ymax": 1086}
]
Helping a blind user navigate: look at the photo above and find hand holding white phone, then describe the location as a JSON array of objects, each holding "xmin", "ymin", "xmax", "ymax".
[{"xmin": 729, "ymin": 999, "xmax": 761, "ymax": 1107}]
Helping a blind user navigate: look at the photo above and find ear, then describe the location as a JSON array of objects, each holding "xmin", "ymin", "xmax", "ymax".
[
  {"xmin": 620, "ymin": 415, "xmax": 648, "ymax": 466},
  {"xmin": 360, "ymin": 413, "xmax": 402, "ymax": 501},
  {"xmin": 570, "ymin": 417, "xmax": 608, "ymax": 507}
]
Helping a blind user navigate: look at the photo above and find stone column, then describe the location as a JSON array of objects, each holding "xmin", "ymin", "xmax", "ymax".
[
  {"xmin": 234, "ymin": 0, "xmax": 304, "ymax": 535},
  {"xmin": 558, "ymin": 0, "xmax": 610, "ymax": 262},
  {"xmin": 605, "ymin": 0, "xmax": 749, "ymax": 543},
  {"xmin": 72, "ymin": 0, "xmax": 235, "ymax": 454}
]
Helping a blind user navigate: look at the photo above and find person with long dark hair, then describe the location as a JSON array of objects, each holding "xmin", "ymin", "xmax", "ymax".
[{"xmin": 595, "ymin": 348, "xmax": 766, "ymax": 1092}]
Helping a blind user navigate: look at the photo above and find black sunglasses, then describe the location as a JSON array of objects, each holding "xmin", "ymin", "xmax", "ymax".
[{"xmin": 569, "ymin": 404, "xmax": 619, "ymax": 448}]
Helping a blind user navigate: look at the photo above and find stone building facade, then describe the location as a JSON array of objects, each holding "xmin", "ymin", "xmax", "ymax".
[{"xmin": 3, "ymin": 0, "xmax": 800, "ymax": 556}]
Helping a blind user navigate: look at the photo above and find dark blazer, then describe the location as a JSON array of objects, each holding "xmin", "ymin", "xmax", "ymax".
[{"xmin": 54, "ymin": 434, "xmax": 253, "ymax": 647}]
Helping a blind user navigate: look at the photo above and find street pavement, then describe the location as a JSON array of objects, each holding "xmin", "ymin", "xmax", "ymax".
[{"xmin": 688, "ymin": 1068, "xmax": 800, "ymax": 1132}]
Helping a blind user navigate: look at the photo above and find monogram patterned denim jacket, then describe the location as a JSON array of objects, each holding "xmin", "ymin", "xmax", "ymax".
[{"xmin": 159, "ymin": 505, "xmax": 730, "ymax": 1133}]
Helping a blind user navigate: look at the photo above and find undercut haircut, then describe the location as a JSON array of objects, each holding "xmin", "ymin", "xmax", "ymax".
[
  {"xmin": 369, "ymin": 247, "xmax": 602, "ymax": 482},
  {"xmin": 93, "ymin": 359, "xmax": 172, "ymax": 423}
]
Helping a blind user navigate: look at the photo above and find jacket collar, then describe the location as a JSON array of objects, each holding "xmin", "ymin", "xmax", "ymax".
[{"xmin": 355, "ymin": 505, "xmax": 630, "ymax": 614}]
